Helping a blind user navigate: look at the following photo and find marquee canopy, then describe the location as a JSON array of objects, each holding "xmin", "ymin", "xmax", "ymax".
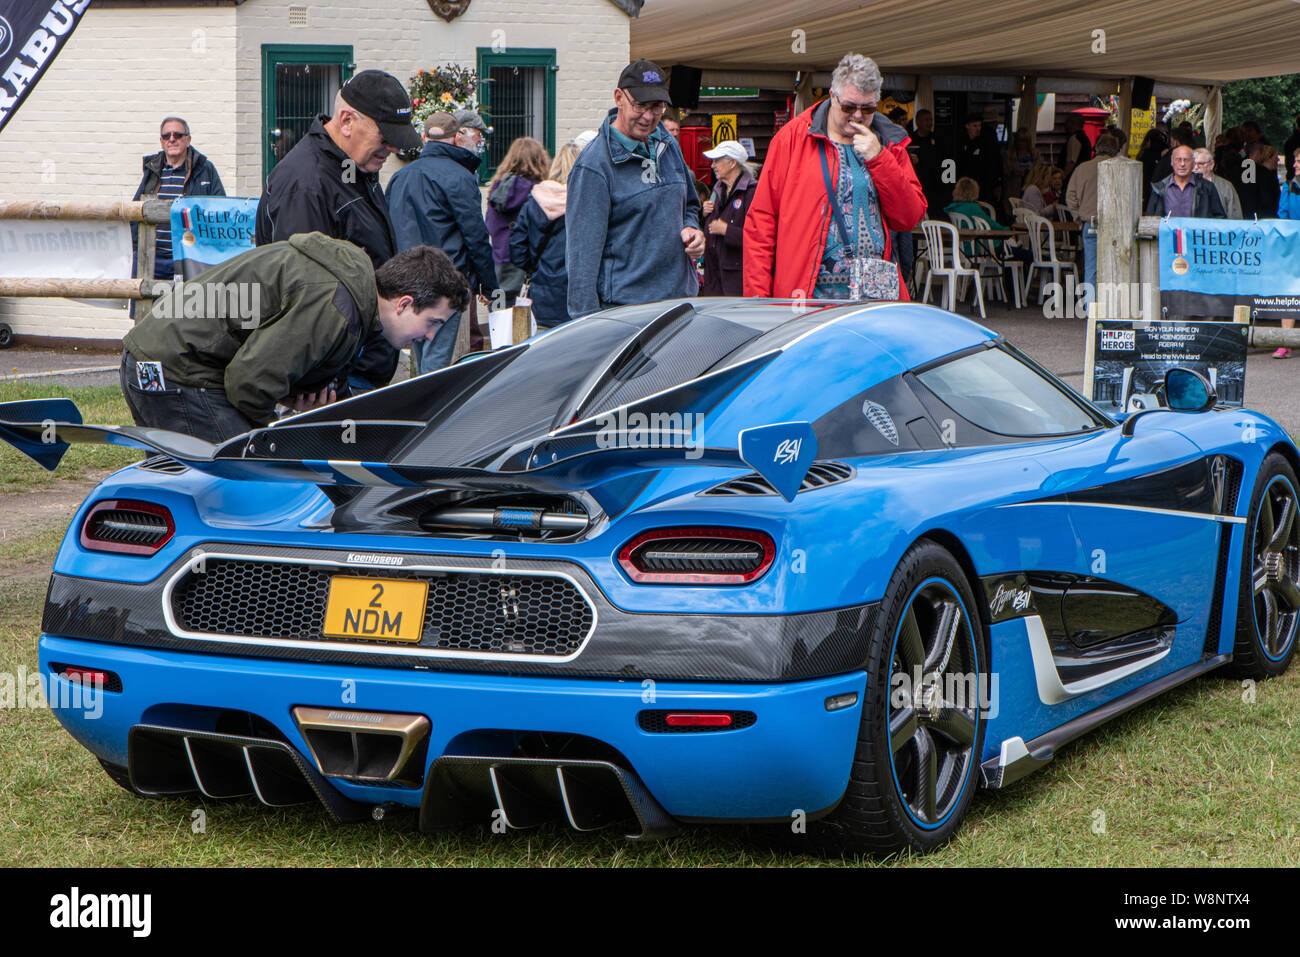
[{"xmin": 632, "ymin": 0, "xmax": 1300, "ymax": 89}]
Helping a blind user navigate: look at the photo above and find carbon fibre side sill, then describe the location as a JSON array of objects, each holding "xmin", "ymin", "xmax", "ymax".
[{"xmin": 981, "ymin": 653, "xmax": 1231, "ymax": 789}]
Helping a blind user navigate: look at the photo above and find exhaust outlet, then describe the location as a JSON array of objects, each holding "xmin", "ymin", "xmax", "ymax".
[{"xmin": 292, "ymin": 707, "xmax": 430, "ymax": 785}]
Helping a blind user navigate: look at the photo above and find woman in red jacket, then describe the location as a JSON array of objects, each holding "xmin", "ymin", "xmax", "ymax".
[{"xmin": 743, "ymin": 53, "xmax": 927, "ymax": 302}]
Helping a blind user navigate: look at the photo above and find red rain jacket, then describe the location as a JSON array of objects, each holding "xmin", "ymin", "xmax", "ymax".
[{"xmin": 743, "ymin": 100, "xmax": 928, "ymax": 300}]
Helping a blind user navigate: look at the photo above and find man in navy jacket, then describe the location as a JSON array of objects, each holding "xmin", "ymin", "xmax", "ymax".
[{"xmin": 388, "ymin": 110, "xmax": 499, "ymax": 372}]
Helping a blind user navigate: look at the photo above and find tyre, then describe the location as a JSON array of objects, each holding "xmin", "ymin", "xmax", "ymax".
[
  {"xmin": 1228, "ymin": 452, "xmax": 1300, "ymax": 678},
  {"xmin": 0, "ymin": 324, "xmax": 12, "ymax": 349},
  {"xmin": 816, "ymin": 539, "xmax": 987, "ymax": 856}
]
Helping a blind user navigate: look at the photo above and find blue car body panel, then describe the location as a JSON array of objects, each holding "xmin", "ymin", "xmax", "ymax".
[{"xmin": 6, "ymin": 299, "xmax": 1296, "ymax": 829}]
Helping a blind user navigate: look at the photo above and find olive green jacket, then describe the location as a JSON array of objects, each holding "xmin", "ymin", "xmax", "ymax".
[{"xmin": 124, "ymin": 233, "xmax": 378, "ymax": 427}]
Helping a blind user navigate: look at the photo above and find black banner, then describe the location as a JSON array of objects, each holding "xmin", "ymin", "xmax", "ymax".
[
  {"xmin": 0, "ymin": 0, "xmax": 92, "ymax": 135},
  {"xmin": 1091, "ymin": 320, "xmax": 1248, "ymax": 412}
]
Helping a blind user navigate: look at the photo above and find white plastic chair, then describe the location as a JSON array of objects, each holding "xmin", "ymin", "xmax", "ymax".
[
  {"xmin": 1023, "ymin": 213, "xmax": 1079, "ymax": 305},
  {"xmin": 948, "ymin": 211, "xmax": 1022, "ymax": 310},
  {"xmin": 920, "ymin": 219, "xmax": 986, "ymax": 318}
]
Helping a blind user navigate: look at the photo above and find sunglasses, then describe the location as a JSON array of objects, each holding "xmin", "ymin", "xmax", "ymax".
[
  {"xmin": 833, "ymin": 92, "xmax": 878, "ymax": 117},
  {"xmin": 161, "ymin": 131, "xmax": 189, "ymax": 141}
]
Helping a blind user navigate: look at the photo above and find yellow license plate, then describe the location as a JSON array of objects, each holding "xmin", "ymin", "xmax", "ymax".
[{"xmin": 322, "ymin": 577, "xmax": 428, "ymax": 643}]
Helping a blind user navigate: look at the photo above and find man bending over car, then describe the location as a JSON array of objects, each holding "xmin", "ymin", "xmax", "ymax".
[{"xmin": 120, "ymin": 232, "xmax": 468, "ymax": 442}]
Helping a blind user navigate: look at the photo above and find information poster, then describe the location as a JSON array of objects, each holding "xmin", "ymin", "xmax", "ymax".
[{"xmin": 1090, "ymin": 320, "xmax": 1247, "ymax": 412}]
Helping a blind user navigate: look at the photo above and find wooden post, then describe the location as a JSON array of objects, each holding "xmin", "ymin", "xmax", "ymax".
[
  {"xmin": 0, "ymin": 199, "xmax": 170, "ymax": 224},
  {"xmin": 0, "ymin": 278, "xmax": 158, "ymax": 298},
  {"xmin": 914, "ymin": 74, "xmax": 934, "ymax": 117},
  {"xmin": 1018, "ymin": 74, "xmax": 1037, "ymax": 152},
  {"xmin": 1204, "ymin": 86, "xmax": 1223, "ymax": 150},
  {"xmin": 1116, "ymin": 77, "xmax": 1133, "ymax": 141},
  {"xmin": 1087, "ymin": 155, "xmax": 1143, "ymax": 398}
]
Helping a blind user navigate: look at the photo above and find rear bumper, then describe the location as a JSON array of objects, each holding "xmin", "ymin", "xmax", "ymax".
[{"xmin": 40, "ymin": 634, "xmax": 866, "ymax": 822}]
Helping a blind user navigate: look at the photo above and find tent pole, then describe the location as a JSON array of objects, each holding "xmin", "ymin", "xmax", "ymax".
[
  {"xmin": 1204, "ymin": 85, "xmax": 1223, "ymax": 147},
  {"xmin": 1018, "ymin": 74, "xmax": 1037, "ymax": 151},
  {"xmin": 914, "ymin": 74, "xmax": 933, "ymax": 117},
  {"xmin": 1116, "ymin": 76, "xmax": 1133, "ymax": 140}
]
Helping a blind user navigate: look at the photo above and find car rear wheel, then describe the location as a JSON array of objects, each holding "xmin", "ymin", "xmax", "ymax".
[
  {"xmin": 818, "ymin": 540, "xmax": 986, "ymax": 856},
  {"xmin": 1229, "ymin": 453, "xmax": 1300, "ymax": 678}
]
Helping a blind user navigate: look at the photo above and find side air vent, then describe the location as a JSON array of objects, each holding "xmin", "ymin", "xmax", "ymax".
[
  {"xmin": 700, "ymin": 460, "xmax": 854, "ymax": 497},
  {"xmin": 137, "ymin": 455, "xmax": 189, "ymax": 475}
]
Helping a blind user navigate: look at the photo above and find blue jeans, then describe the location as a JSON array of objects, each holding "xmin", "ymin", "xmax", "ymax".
[
  {"xmin": 411, "ymin": 309, "xmax": 462, "ymax": 375},
  {"xmin": 1082, "ymin": 223, "xmax": 1098, "ymax": 289}
]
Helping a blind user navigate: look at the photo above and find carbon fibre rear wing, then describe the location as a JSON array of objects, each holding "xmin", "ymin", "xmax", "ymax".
[{"xmin": 0, "ymin": 398, "xmax": 818, "ymax": 501}]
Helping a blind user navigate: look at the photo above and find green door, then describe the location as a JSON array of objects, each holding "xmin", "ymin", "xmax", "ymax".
[{"xmin": 261, "ymin": 45, "xmax": 354, "ymax": 181}]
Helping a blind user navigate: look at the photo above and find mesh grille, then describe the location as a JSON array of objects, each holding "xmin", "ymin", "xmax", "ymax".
[
  {"xmin": 170, "ymin": 559, "xmax": 593, "ymax": 657},
  {"xmin": 701, "ymin": 460, "xmax": 854, "ymax": 496},
  {"xmin": 638, "ymin": 711, "xmax": 757, "ymax": 733}
]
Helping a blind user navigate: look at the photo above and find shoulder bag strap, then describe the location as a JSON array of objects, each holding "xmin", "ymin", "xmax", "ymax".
[{"xmin": 818, "ymin": 140, "xmax": 854, "ymax": 248}]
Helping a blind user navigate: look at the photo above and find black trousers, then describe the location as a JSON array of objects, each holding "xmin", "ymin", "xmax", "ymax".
[{"xmin": 120, "ymin": 350, "xmax": 254, "ymax": 443}]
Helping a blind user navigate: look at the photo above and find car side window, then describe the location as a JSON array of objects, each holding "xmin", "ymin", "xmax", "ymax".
[{"xmin": 915, "ymin": 346, "xmax": 1106, "ymax": 438}]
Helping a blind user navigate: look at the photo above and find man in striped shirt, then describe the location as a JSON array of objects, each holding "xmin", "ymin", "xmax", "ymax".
[{"xmin": 132, "ymin": 117, "xmax": 226, "ymax": 280}]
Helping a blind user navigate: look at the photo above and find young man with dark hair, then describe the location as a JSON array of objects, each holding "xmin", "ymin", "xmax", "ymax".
[{"xmin": 120, "ymin": 234, "xmax": 468, "ymax": 442}]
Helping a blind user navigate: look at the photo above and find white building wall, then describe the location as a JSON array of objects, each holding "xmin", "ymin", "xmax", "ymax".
[
  {"xmin": 1, "ymin": 0, "xmax": 630, "ymax": 344},
  {"xmin": 0, "ymin": 5, "xmax": 238, "ymax": 343}
]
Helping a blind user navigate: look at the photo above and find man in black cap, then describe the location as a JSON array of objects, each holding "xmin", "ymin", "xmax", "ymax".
[
  {"xmin": 254, "ymin": 69, "xmax": 421, "ymax": 392},
  {"xmin": 565, "ymin": 59, "xmax": 703, "ymax": 318}
]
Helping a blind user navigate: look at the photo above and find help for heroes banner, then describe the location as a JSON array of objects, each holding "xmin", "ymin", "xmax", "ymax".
[
  {"xmin": 1159, "ymin": 217, "xmax": 1300, "ymax": 320},
  {"xmin": 168, "ymin": 197, "xmax": 258, "ymax": 280},
  {"xmin": 0, "ymin": 0, "xmax": 92, "ymax": 135}
]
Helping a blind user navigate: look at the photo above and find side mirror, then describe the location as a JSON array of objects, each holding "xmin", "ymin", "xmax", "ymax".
[
  {"xmin": 1121, "ymin": 367, "xmax": 1217, "ymax": 436},
  {"xmin": 1165, "ymin": 368, "xmax": 1216, "ymax": 413}
]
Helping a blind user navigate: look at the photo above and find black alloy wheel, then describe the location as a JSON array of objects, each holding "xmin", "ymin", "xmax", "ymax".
[{"xmin": 1232, "ymin": 453, "xmax": 1300, "ymax": 677}]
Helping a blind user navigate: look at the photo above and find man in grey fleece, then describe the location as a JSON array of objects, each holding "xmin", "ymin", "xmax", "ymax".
[{"xmin": 565, "ymin": 60, "xmax": 705, "ymax": 318}]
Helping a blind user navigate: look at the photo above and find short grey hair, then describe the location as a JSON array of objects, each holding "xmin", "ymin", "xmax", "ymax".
[
  {"xmin": 1192, "ymin": 147, "xmax": 1213, "ymax": 166},
  {"xmin": 830, "ymin": 53, "xmax": 883, "ymax": 98},
  {"xmin": 160, "ymin": 116, "xmax": 190, "ymax": 135},
  {"xmin": 1094, "ymin": 132, "xmax": 1121, "ymax": 157}
]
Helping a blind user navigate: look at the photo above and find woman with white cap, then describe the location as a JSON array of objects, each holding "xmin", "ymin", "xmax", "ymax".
[{"xmin": 700, "ymin": 140, "xmax": 757, "ymax": 296}]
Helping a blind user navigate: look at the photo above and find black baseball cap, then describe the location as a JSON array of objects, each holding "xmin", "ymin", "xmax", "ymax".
[
  {"xmin": 339, "ymin": 69, "xmax": 422, "ymax": 152},
  {"xmin": 618, "ymin": 59, "xmax": 671, "ymax": 104}
]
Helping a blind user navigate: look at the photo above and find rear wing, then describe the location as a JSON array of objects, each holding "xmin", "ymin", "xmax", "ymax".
[{"xmin": 0, "ymin": 399, "xmax": 819, "ymax": 502}]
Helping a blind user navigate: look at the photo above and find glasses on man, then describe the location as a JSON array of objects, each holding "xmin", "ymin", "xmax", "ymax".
[
  {"xmin": 622, "ymin": 93, "xmax": 668, "ymax": 116},
  {"xmin": 833, "ymin": 93, "xmax": 878, "ymax": 117},
  {"xmin": 160, "ymin": 131, "xmax": 189, "ymax": 141}
]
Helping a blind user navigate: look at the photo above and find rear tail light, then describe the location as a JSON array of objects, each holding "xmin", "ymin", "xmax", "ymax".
[
  {"xmin": 80, "ymin": 500, "xmax": 175, "ymax": 556},
  {"xmin": 617, "ymin": 527, "xmax": 775, "ymax": 584},
  {"xmin": 50, "ymin": 663, "xmax": 123, "ymax": 693},
  {"xmin": 638, "ymin": 710, "xmax": 757, "ymax": 733}
]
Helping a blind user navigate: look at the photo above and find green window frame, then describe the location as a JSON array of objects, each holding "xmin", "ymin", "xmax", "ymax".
[
  {"xmin": 261, "ymin": 44, "xmax": 355, "ymax": 181},
  {"xmin": 476, "ymin": 47, "xmax": 557, "ymax": 183}
]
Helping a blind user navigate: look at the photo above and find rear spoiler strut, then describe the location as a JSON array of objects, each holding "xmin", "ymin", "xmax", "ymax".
[{"xmin": 0, "ymin": 399, "xmax": 818, "ymax": 501}]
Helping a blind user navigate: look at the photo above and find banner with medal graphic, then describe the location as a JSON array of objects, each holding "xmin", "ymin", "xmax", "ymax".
[
  {"xmin": 1158, "ymin": 217, "xmax": 1300, "ymax": 320},
  {"xmin": 169, "ymin": 197, "xmax": 258, "ymax": 279}
]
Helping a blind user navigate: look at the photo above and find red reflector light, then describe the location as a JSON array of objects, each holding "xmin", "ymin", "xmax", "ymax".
[
  {"xmin": 80, "ymin": 499, "xmax": 175, "ymax": 556},
  {"xmin": 665, "ymin": 712, "xmax": 733, "ymax": 727},
  {"xmin": 617, "ymin": 527, "xmax": 776, "ymax": 584},
  {"xmin": 62, "ymin": 667, "xmax": 107, "ymax": 685}
]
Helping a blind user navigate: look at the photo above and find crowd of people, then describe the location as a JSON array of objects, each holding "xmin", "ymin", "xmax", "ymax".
[{"xmin": 122, "ymin": 57, "xmax": 1300, "ymax": 439}]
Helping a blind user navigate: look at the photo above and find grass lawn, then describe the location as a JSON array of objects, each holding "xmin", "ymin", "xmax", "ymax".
[{"xmin": 0, "ymin": 382, "xmax": 140, "ymax": 494}]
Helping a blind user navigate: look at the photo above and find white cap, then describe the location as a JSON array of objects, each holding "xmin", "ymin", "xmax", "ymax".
[
  {"xmin": 703, "ymin": 140, "xmax": 748, "ymax": 164},
  {"xmin": 573, "ymin": 129, "xmax": 598, "ymax": 150}
]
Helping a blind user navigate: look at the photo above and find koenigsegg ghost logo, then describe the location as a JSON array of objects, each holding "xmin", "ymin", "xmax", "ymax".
[
  {"xmin": 773, "ymin": 438, "xmax": 802, "ymax": 465},
  {"xmin": 861, "ymin": 399, "xmax": 899, "ymax": 446},
  {"xmin": 991, "ymin": 582, "xmax": 1032, "ymax": 617},
  {"xmin": 346, "ymin": 553, "xmax": 403, "ymax": 566}
]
